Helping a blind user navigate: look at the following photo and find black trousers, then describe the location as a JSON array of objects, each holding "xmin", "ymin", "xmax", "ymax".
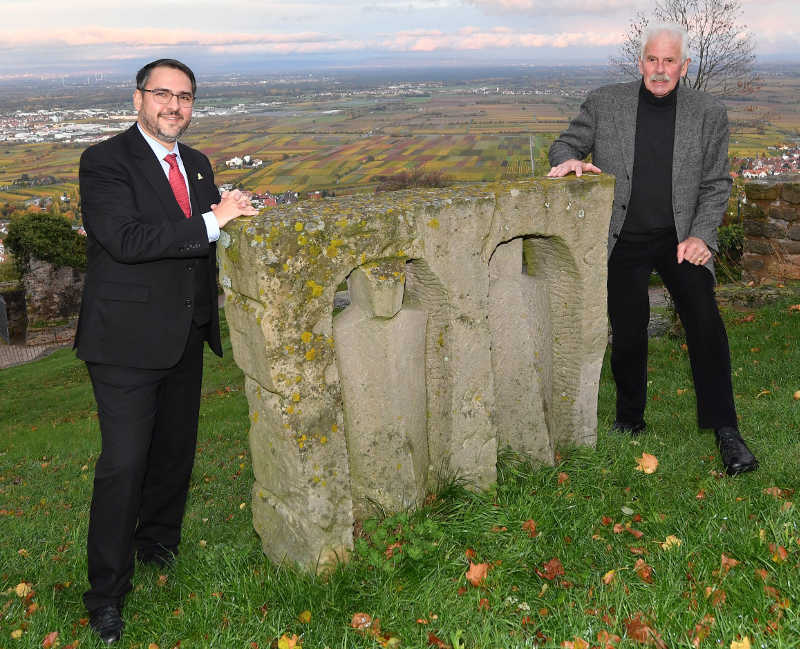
[
  {"xmin": 83, "ymin": 323, "xmax": 205, "ymax": 612},
  {"xmin": 607, "ymin": 231, "xmax": 737, "ymax": 429}
]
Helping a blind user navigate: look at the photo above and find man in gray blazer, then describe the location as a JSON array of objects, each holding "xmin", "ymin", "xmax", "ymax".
[{"xmin": 548, "ymin": 23, "xmax": 757, "ymax": 475}]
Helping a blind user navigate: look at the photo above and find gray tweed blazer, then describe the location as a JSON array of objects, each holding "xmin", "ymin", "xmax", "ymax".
[{"xmin": 549, "ymin": 80, "xmax": 732, "ymax": 278}]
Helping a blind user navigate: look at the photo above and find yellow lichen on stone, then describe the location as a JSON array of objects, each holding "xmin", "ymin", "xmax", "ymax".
[
  {"xmin": 301, "ymin": 331, "xmax": 313, "ymax": 343},
  {"xmin": 251, "ymin": 411, "xmax": 259, "ymax": 422},
  {"xmin": 295, "ymin": 222, "xmax": 304, "ymax": 231},
  {"xmin": 320, "ymin": 436, "xmax": 328, "ymax": 444},
  {"xmin": 297, "ymin": 234, "xmax": 308, "ymax": 246},
  {"xmin": 305, "ymin": 280, "xmax": 324, "ymax": 297},
  {"xmin": 305, "ymin": 348, "xmax": 317, "ymax": 361},
  {"xmin": 427, "ymin": 218, "xmax": 440, "ymax": 229},
  {"xmin": 331, "ymin": 423, "xmax": 338, "ymax": 432},
  {"xmin": 292, "ymin": 392, "xmax": 301, "ymax": 402}
]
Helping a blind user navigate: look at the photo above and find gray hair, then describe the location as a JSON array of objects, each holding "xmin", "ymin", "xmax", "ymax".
[{"xmin": 640, "ymin": 23, "xmax": 689, "ymax": 62}]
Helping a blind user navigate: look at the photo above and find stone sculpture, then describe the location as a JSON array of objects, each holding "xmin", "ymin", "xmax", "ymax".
[{"xmin": 217, "ymin": 176, "xmax": 614, "ymax": 571}]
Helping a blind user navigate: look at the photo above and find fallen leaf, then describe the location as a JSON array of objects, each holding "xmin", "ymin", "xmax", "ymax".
[
  {"xmin": 277, "ymin": 634, "xmax": 300, "ymax": 649},
  {"xmin": 11, "ymin": 629, "xmax": 23, "ymax": 639},
  {"xmin": 536, "ymin": 557, "xmax": 565, "ymax": 581},
  {"xmin": 427, "ymin": 632, "xmax": 450, "ymax": 648},
  {"xmin": 705, "ymin": 586, "xmax": 727, "ymax": 607},
  {"xmin": 42, "ymin": 631, "xmax": 59, "ymax": 648},
  {"xmin": 466, "ymin": 562, "xmax": 489, "ymax": 587},
  {"xmin": 26, "ymin": 602, "xmax": 39, "ymax": 617},
  {"xmin": 635, "ymin": 453, "xmax": 658, "ymax": 474},
  {"xmin": 15, "ymin": 582, "xmax": 32, "ymax": 598},
  {"xmin": 730, "ymin": 638, "xmax": 751, "ymax": 649},
  {"xmin": 634, "ymin": 559, "xmax": 654, "ymax": 583},
  {"xmin": 297, "ymin": 610, "xmax": 311, "ymax": 624},
  {"xmin": 769, "ymin": 544, "xmax": 788, "ymax": 563},
  {"xmin": 464, "ymin": 548, "xmax": 476, "ymax": 559},
  {"xmin": 148, "ymin": 644, "xmax": 160, "ymax": 649},
  {"xmin": 613, "ymin": 523, "xmax": 625, "ymax": 534},
  {"xmin": 788, "ymin": 304, "xmax": 800, "ymax": 312},
  {"xmin": 696, "ymin": 489, "xmax": 706, "ymax": 500},
  {"xmin": 384, "ymin": 542, "xmax": 402, "ymax": 559},
  {"xmin": 522, "ymin": 519, "xmax": 538, "ymax": 538},
  {"xmin": 601, "ymin": 516, "xmax": 613, "ymax": 526},
  {"xmin": 558, "ymin": 472, "xmax": 569, "ymax": 485},
  {"xmin": 720, "ymin": 554, "xmax": 740, "ymax": 574},
  {"xmin": 689, "ymin": 614, "xmax": 715, "ymax": 648},
  {"xmin": 602, "ymin": 569, "xmax": 616, "ymax": 585},
  {"xmin": 478, "ymin": 598, "xmax": 489, "ymax": 611},
  {"xmin": 661, "ymin": 535, "xmax": 682, "ymax": 550},
  {"xmin": 561, "ymin": 639, "xmax": 589, "ymax": 649},
  {"xmin": 597, "ymin": 630, "xmax": 621, "ymax": 648},
  {"xmin": 624, "ymin": 613, "xmax": 667, "ymax": 648},
  {"xmin": 350, "ymin": 613, "xmax": 372, "ymax": 629},
  {"xmin": 157, "ymin": 574, "xmax": 168, "ymax": 587}
]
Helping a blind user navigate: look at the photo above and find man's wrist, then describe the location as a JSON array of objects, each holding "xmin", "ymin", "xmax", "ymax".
[{"xmin": 202, "ymin": 211, "xmax": 220, "ymax": 242}]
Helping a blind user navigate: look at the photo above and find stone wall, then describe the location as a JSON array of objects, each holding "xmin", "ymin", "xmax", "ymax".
[
  {"xmin": 20, "ymin": 256, "xmax": 84, "ymax": 344},
  {"xmin": 742, "ymin": 177, "xmax": 800, "ymax": 283},
  {"xmin": 218, "ymin": 176, "xmax": 614, "ymax": 571},
  {"xmin": 0, "ymin": 283, "xmax": 26, "ymax": 344}
]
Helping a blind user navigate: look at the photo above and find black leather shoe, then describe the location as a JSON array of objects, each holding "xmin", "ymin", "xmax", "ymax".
[
  {"xmin": 137, "ymin": 546, "xmax": 176, "ymax": 568},
  {"xmin": 715, "ymin": 426, "xmax": 758, "ymax": 475},
  {"xmin": 89, "ymin": 605, "xmax": 123, "ymax": 645},
  {"xmin": 611, "ymin": 420, "xmax": 646, "ymax": 436}
]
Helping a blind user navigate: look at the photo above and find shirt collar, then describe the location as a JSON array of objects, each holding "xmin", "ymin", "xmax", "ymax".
[{"xmin": 136, "ymin": 122, "xmax": 181, "ymax": 163}]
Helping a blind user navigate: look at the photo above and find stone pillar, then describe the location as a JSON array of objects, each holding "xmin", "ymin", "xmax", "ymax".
[
  {"xmin": 333, "ymin": 260, "xmax": 428, "ymax": 518},
  {"xmin": 218, "ymin": 176, "xmax": 614, "ymax": 571}
]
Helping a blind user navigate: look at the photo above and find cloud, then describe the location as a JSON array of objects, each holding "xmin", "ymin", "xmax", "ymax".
[
  {"xmin": 0, "ymin": 27, "xmax": 363, "ymax": 55},
  {"xmin": 383, "ymin": 27, "xmax": 623, "ymax": 51},
  {"xmin": 465, "ymin": 0, "xmax": 638, "ymax": 15}
]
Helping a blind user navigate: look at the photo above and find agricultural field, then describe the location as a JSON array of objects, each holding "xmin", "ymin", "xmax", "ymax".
[{"xmin": 1, "ymin": 66, "xmax": 799, "ymax": 210}]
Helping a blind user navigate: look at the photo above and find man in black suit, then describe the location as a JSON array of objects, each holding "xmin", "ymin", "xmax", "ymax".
[{"xmin": 75, "ymin": 59, "xmax": 258, "ymax": 644}]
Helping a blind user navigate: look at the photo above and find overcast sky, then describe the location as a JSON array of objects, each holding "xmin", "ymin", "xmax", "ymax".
[{"xmin": 1, "ymin": 0, "xmax": 799, "ymax": 77}]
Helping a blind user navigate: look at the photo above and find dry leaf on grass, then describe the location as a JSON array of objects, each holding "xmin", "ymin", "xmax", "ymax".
[
  {"xmin": 730, "ymin": 638, "xmax": 751, "ymax": 649},
  {"xmin": 660, "ymin": 535, "xmax": 682, "ymax": 550},
  {"xmin": 536, "ymin": 557, "xmax": 565, "ymax": 581},
  {"xmin": 634, "ymin": 559, "xmax": 654, "ymax": 583},
  {"xmin": 624, "ymin": 613, "xmax": 667, "ymax": 648},
  {"xmin": 522, "ymin": 519, "xmax": 538, "ymax": 538},
  {"xmin": 466, "ymin": 562, "xmax": 489, "ymax": 587},
  {"xmin": 350, "ymin": 613, "xmax": 373, "ymax": 629},
  {"xmin": 635, "ymin": 453, "xmax": 658, "ymax": 474}
]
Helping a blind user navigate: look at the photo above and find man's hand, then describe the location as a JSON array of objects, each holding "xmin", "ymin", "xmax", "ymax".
[
  {"xmin": 211, "ymin": 189, "xmax": 259, "ymax": 228},
  {"xmin": 547, "ymin": 159, "xmax": 602, "ymax": 178},
  {"xmin": 677, "ymin": 236, "xmax": 713, "ymax": 266}
]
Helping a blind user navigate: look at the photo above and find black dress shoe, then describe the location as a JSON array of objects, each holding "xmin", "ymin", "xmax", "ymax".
[
  {"xmin": 611, "ymin": 420, "xmax": 646, "ymax": 436},
  {"xmin": 89, "ymin": 605, "xmax": 123, "ymax": 645},
  {"xmin": 715, "ymin": 426, "xmax": 758, "ymax": 475},
  {"xmin": 137, "ymin": 546, "xmax": 176, "ymax": 568}
]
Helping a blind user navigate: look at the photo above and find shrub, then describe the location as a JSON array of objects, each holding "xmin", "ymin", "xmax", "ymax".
[
  {"xmin": 715, "ymin": 222, "xmax": 744, "ymax": 282},
  {"xmin": 5, "ymin": 212, "xmax": 86, "ymax": 275}
]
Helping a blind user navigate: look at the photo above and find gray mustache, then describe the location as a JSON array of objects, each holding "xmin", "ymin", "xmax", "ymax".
[{"xmin": 649, "ymin": 73, "xmax": 671, "ymax": 82}]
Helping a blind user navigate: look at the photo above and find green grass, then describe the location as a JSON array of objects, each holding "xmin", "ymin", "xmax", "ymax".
[{"xmin": 1, "ymin": 295, "xmax": 799, "ymax": 649}]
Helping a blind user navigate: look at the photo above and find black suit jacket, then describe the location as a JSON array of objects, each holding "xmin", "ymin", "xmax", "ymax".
[{"xmin": 75, "ymin": 124, "xmax": 223, "ymax": 368}]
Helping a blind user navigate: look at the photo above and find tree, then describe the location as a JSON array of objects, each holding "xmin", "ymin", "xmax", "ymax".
[
  {"xmin": 612, "ymin": 0, "xmax": 757, "ymax": 97},
  {"xmin": 5, "ymin": 212, "xmax": 86, "ymax": 275}
]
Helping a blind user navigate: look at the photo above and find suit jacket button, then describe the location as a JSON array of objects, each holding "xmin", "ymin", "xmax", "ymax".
[
  {"xmin": 186, "ymin": 264, "xmax": 194, "ymax": 272},
  {"xmin": 184, "ymin": 298, "xmax": 193, "ymax": 308}
]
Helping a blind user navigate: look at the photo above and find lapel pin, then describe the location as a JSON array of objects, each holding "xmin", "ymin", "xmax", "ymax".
[{"xmin": 197, "ymin": 172, "xmax": 203, "ymax": 180}]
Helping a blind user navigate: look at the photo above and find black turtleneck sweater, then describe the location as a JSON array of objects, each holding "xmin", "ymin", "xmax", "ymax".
[{"xmin": 621, "ymin": 80, "xmax": 678, "ymax": 238}]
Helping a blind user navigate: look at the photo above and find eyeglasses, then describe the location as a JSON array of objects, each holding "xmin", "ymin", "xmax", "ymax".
[{"xmin": 139, "ymin": 88, "xmax": 195, "ymax": 106}]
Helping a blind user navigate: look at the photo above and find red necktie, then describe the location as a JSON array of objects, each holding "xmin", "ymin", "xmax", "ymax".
[{"xmin": 164, "ymin": 153, "xmax": 191, "ymax": 219}]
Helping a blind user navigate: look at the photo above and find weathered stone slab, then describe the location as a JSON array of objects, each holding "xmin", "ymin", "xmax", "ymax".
[{"xmin": 218, "ymin": 177, "xmax": 614, "ymax": 571}]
